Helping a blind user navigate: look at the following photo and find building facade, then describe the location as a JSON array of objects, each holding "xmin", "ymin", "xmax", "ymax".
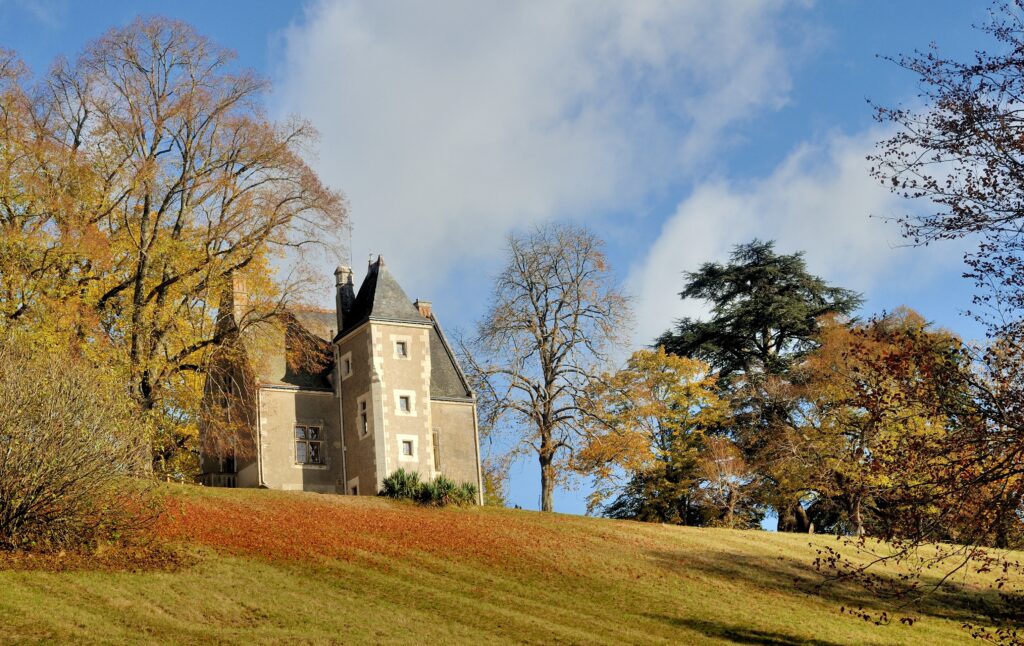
[{"xmin": 200, "ymin": 257, "xmax": 482, "ymax": 501}]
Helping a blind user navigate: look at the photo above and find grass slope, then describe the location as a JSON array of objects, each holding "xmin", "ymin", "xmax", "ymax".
[{"xmin": 0, "ymin": 485, "xmax": 1016, "ymax": 645}]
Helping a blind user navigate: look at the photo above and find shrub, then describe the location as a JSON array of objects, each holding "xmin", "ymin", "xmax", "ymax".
[
  {"xmin": 0, "ymin": 340, "xmax": 155, "ymax": 550},
  {"xmin": 416, "ymin": 474, "xmax": 459, "ymax": 506},
  {"xmin": 381, "ymin": 468, "xmax": 422, "ymax": 499},
  {"xmin": 458, "ymin": 481, "xmax": 479, "ymax": 505},
  {"xmin": 380, "ymin": 470, "xmax": 477, "ymax": 507},
  {"xmin": 417, "ymin": 475, "xmax": 478, "ymax": 507}
]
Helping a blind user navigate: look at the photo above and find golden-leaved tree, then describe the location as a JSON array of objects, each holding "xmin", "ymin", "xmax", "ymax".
[
  {"xmin": 575, "ymin": 347, "xmax": 734, "ymax": 524},
  {"xmin": 0, "ymin": 19, "xmax": 346, "ymax": 476},
  {"xmin": 789, "ymin": 309, "xmax": 965, "ymax": 537}
]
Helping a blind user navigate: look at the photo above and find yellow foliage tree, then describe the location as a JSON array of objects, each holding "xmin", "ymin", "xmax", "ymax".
[
  {"xmin": 0, "ymin": 20, "xmax": 346, "ymax": 476},
  {"xmin": 576, "ymin": 347, "xmax": 725, "ymax": 521}
]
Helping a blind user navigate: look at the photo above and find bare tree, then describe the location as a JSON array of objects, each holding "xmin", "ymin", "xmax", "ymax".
[
  {"xmin": 461, "ymin": 224, "xmax": 631, "ymax": 512},
  {"xmin": 696, "ymin": 437, "xmax": 755, "ymax": 529}
]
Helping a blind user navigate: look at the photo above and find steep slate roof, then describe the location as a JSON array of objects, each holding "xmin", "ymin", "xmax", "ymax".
[
  {"xmin": 337, "ymin": 257, "xmax": 428, "ymax": 338},
  {"xmin": 336, "ymin": 257, "xmax": 473, "ymax": 400},
  {"xmin": 429, "ymin": 317, "xmax": 473, "ymax": 400}
]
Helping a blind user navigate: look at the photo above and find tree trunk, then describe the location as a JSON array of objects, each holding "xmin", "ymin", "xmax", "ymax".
[
  {"xmin": 794, "ymin": 501, "xmax": 813, "ymax": 533},
  {"xmin": 851, "ymin": 495, "xmax": 865, "ymax": 537},
  {"xmin": 539, "ymin": 452, "xmax": 554, "ymax": 512},
  {"xmin": 778, "ymin": 500, "xmax": 813, "ymax": 533}
]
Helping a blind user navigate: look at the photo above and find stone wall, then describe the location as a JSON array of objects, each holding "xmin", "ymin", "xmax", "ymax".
[
  {"xmin": 429, "ymin": 399, "xmax": 481, "ymax": 495},
  {"xmin": 369, "ymin": 321, "xmax": 435, "ymax": 484},
  {"xmin": 337, "ymin": 323, "xmax": 376, "ymax": 494},
  {"xmin": 257, "ymin": 387, "xmax": 344, "ymax": 492}
]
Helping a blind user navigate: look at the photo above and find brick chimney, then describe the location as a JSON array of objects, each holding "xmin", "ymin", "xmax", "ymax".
[
  {"xmin": 335, "ymin": 265, "xmax": 355, "ymax": 331},
  {"xmin": 414, "ymin": 299, "xmax": 432, "ymax": 319}
]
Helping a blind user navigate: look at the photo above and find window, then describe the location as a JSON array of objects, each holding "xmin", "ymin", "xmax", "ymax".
[
  {"xmin": 295, "ymin": 425, "xmax": 325, "ymax": 465},
  {"xmin": 340, "ymin": 351, "xmax": 353, "ymax": 380},
  {"xmin": 397, "ymin": 435, "xmax": 417, "ymax": 462},
  {"xmin": 359, "ymin": 399, "xmax": 369, "ymax": 437},
  {"xmin": 432, "ymin": 430, "xmax": 441, "ymax": 470},
  {"xmin": 393, "ymin": 390, "xmax": 416, "ymax": 417},
  {"xmin": 395, "ymin": 340, "xmax": 408, "ymax": 358}
]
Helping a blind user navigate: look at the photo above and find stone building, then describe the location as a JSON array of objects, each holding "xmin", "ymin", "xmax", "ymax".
[{"xmin": 199, "ymin": 256, "xmax": 482, "ymax": 501}]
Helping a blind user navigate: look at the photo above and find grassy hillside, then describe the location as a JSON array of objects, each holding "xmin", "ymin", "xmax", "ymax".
[{"xmin": 0, "ymin": 485, "xmax": 1017, "ymax": 645}]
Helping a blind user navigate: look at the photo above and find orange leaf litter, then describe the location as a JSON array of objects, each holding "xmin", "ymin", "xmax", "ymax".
[{"xmin": 154, "ymin": 495, "xmax": 589, "ymax": 571}]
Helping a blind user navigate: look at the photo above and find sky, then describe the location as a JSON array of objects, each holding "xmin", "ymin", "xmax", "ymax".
[{"xmin": 0, "ymin": 0, "xmax": 998, "ymax": 515}]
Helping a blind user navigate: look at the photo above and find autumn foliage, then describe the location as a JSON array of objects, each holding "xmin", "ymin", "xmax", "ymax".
[
  {"xmin": 576, "ymin": 348, "xmax": 754, "ymax": 526},
  {"xmin": 0, "ymin": 18, "xmax": 346, "ymax": 478}
]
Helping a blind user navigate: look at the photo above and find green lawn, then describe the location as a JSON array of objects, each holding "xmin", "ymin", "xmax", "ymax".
[{"xmin": 0, "ymin": 485, "xmax": 1015, "ymax": 645}]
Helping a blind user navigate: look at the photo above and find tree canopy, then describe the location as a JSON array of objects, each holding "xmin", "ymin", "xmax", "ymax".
[
  {"xmin": 658, "ymin": 240, "xmax": 862, "ymax": 382},
  {"xmin": 575, "ymin": 347, "xmax": 728, "ymax": 522},
  {"xmin": 0, "ymin": 18, "xmax": 346, "ymax": 476},
  {"xmin": 461, "ymin": 224, "xmax": 631, "ymax": 512}
]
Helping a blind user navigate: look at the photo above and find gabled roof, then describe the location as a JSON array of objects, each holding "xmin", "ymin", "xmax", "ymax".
[
  {"xmin": 260, "ymin": 313, "xmax": 335, "ymax": 391},
  {"xmin": 337, "ymin": 257, "xmax": 429, "ymax": 339},
  {"xmin": 292, "ymin": 308, "xmax": 336, "ymax": 341}
]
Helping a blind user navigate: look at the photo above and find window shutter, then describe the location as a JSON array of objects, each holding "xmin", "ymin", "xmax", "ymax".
[{"xmin": 432, "ymin": 429, "xmax": 441, "ymax": 471}]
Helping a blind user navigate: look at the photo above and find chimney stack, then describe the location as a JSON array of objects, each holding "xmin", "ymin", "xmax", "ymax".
[
  {"xmin": 335, "ymin": 265, "xmax": 355, "ymax": 331},
  {"xmin": 414, "ymin": 299, "xmax": 432, "ymax": 319}
]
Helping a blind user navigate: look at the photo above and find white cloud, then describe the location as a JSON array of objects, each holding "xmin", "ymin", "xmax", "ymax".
[
  {"xmin": 629, "ymin": 130, "xmax": 960, "ymax": 345},
  {"xmin": 274, "ymin": 0, "xmax": 801, "ymax": 292}
]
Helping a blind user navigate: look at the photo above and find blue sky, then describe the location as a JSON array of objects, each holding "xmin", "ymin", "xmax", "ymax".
[{"xmin": 0, "ymin": 0, "xmax": 996, "ymax": 515}]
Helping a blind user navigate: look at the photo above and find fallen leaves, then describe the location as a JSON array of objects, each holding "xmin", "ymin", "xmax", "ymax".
[{"xmin": 154, "ymin": 493, "xmax": 584, "ymax": 573}]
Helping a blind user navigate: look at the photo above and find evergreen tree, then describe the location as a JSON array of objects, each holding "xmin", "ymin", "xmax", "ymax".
[
  {"xmin": 658, "ymin": 240, "xmax": 862, "ymax": 532},
  {"xmin": 657, "ymin": 240, "xmax": 862, "ymax": 382}
]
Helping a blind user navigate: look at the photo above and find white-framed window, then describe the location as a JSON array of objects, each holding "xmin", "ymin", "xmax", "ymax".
[
  {"xmin": 393, "ymin": 390, "xmax": 416, "ymax": 416},
  {"xmin": 357, "ymin": 394, "xmax": 370, "ymax": 438},
  {"xmin": 392, "ymin": 335, "xmax": 412, "ymax": 360},
  {"xmin": 397, "ymin": 434, "xmax": 418, "ymax": 462},
  {"xmin": 295, "ymin": 425, "xmax": 325, "ymax": 465},
  {"xmin": 340, "ymin": 351, "xmax": 353, "ymax": 380}
]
